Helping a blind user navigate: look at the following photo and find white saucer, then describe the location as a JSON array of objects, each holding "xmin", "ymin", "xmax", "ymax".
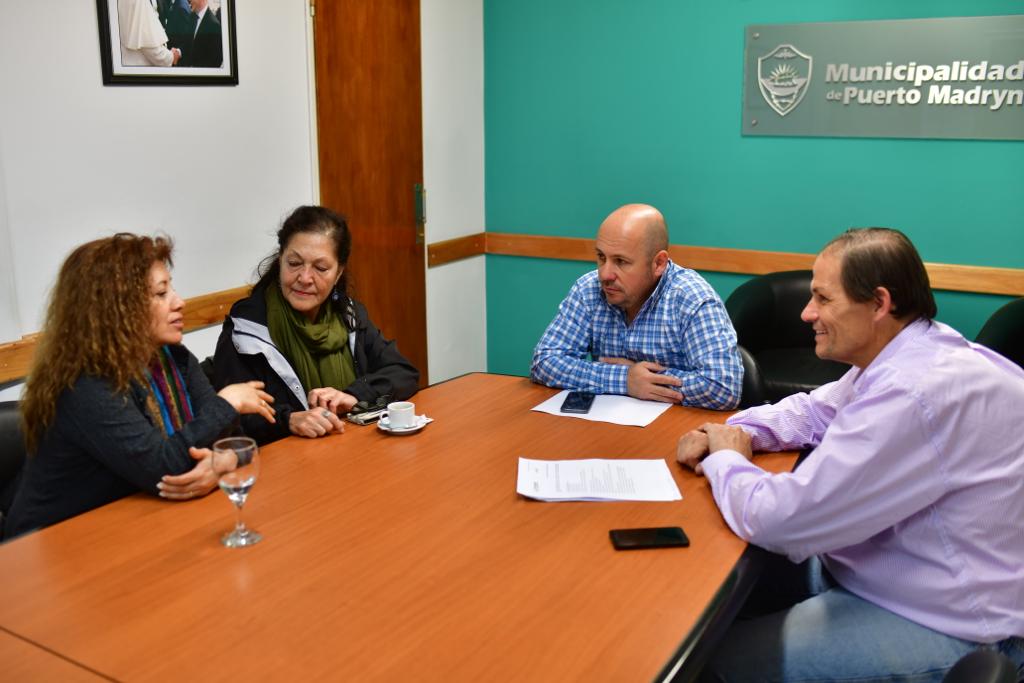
[{"xmin": 378, "ymin": 415, "xmax": 432, "ymax": 435}]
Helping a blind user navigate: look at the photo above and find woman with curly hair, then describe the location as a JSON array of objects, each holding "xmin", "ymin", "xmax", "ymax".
[{"xmin": 3, "ymin": 234, "xmax": 276, "ymax": 539}]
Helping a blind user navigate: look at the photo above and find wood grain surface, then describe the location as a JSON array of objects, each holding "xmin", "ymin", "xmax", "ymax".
[
  {"xmin": 0, "ymin": 628, "xmax": 110, "ymax": 682},
  {"xmin": 0, "ymin": 374, "xmax": 795, "ymax": 682},
  {"xmin": 314, "ymin": 0, "xmax": 429, "ymax": 386}
]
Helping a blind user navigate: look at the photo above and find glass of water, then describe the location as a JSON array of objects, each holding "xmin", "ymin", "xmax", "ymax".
[{"xmin": 212, "ymin": 436, "xmax": 262, "ymax": 548}]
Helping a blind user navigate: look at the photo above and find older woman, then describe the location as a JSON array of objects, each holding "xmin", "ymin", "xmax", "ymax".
[
  {"xmin": 214, "ymin": 205, "xmax": 419, "ymax": 444},
  {"xmin": 3, "ymin": 234, "xmax": 274, "ymax": 540}
]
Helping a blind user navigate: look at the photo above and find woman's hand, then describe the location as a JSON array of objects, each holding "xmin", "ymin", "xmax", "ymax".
[
  {"xmin": 307, "ymin": 387, "xmax": 359, "ymax": 415},
  {"xmin": 289, "ymin": 408, "xmax": 346, "ymax": 438},
  {"xmin": 218, "ymin": 381, "xmax": 276, "ymax": 423},
  {"xmin": 158, "ymin": 447, "xmax": 219, "ymax": 500}
]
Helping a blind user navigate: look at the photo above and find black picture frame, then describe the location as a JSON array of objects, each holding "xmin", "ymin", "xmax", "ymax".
[{"xmin": 96, "ymin": 0, "xmax": 238, "ymax": 86}]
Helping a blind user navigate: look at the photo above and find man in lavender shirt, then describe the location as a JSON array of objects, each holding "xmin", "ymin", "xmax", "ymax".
[{"xmin": 677, "ymin": 228, "xmax": 1024, "ymax": 682}]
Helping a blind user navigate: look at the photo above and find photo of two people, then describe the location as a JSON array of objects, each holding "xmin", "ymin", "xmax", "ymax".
[{"xmin": 98, "ymin": 0, "xmax": 237, "ymax": 85}]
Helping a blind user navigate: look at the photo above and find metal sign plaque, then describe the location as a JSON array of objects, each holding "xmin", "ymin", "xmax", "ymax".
[{"xmin": 742, "ymin": 15, "xmax": 1024, "ymax": 140}]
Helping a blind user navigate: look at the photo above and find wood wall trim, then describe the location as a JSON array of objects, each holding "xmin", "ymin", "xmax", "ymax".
[
  {"xmin": 0, "ymin": 335, "xmax": 40, "ymax": 388},
  {"xmin": 182, "ymin": 285, "xmax": 251, "ymax": 330},
  {"xmin": 486, "ymin": 232, "xmax": 595, "ymax": 262},
  {"xmin": 5, "ymin": 236, "xmax": 1021, "ymax": 384},
  {"xmin": 921, "ymin": 263, "xmax": 1024, "ymax": 298},
  {"xmin": 427, "ymin": 234, "xmax": 486, "ymax": 268},
  {"xmin": 427, "ymin": 231, "xmax": 1024, "ymax": 298},
  {"xmin": 0, "ymin": 285, "xmax": 251, "ymax": 386},
  {"xmin": 668, "ymin": 245, "xmax": 814, "ymax": 275}
]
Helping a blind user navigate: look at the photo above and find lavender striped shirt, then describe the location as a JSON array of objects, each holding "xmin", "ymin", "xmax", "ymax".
[{"xmin": 702, "ymin": 319, "xmax": 1024, "ymax": 643}]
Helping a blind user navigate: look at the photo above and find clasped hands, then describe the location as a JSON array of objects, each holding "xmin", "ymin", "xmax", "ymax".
[
  {"xmin": 160, "ymin": 381, "xmax": 275, "ymax": 500},
  {"xmin": 676, "ymin": 423, "xmax": 753, "ymax": 476},
  {"xmin": 160, "ymin": 382, "xmax": 360, "ymax": 499},
  {"xmin": 600, "ymin": 356, "xmax": 682, "ymax": 403},
  {"xmin": 289, "ymin": 387, "xmax": 358, "ymax": 438}
]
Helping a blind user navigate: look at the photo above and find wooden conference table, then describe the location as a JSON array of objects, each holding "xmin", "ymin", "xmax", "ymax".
[{"xmin": 0, "ymin": 373, "xmax": 796, "ymax": 682}]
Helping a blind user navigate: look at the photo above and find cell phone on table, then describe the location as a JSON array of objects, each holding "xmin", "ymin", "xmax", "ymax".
[
  {"xmin": 610, "ymin": 526, "xmax": 690, "ymax": 550},
  {"xmin": 346, "ymin": 407, "xmax": 386, "ymax": 425},
  {"xmin": 560, "ymin": 391, "xmax": 595, "ymax": 414},
  {"xmin": 346, "ymin": 398, "xmax": 390, "ymax": 425}
]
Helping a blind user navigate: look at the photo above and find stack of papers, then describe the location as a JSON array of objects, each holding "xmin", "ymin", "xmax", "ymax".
[
  {"xmin": 531, "ymin": 391, "xmax": 672, "ymax": 427},
  {"xmin": 516, "ymin": 457, "xmax": 682, "ymax": 502}
]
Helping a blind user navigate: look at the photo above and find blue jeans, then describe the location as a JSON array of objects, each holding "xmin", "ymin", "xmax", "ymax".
[{"xmin": 700, "ymin": 555, "xmax": 1024, "ymax": 682}]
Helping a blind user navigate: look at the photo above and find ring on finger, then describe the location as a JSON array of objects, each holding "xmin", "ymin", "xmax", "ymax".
[{"xmin": 321, "ymin": 409, "xmax": 331, "ymax": 418}]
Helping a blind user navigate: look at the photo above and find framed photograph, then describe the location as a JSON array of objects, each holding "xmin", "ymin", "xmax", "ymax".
[{"xmin": 96, "ymin": 0, "xmax": 238, "ymax": 86}]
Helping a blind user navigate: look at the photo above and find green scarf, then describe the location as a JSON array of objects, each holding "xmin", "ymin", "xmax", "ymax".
[{"xmin": 265, "ymin": 283, "xmax": 357, "ymax": 395}]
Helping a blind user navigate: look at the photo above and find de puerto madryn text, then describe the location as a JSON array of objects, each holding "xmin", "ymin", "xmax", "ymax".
[{"xmin": 825, "ymin": 60, "xmax": 1024, "ymax": 110}]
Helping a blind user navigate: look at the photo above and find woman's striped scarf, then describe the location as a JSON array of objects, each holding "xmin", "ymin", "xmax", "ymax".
[{"xmin": 145, "ymin": 346, "xmax": 195, "ymax": 436}]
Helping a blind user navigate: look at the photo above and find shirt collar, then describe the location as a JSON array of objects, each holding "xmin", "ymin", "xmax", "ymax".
[
  {"xmin": 627, "ymin": 259, "xmax": 674, "ymax": 322},
  {"xmin": 860, "ymin": 317, "xmax": 931, "ymax": 376}
]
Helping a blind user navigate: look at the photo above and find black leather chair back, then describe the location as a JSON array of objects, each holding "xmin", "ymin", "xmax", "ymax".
[
  {"xmin": 975, "ymin": 297, "xmax": 1024, "ymax": 370},
  {"xmin": 0, "ymin": 401, "xmax": 27, "ymax": 524},
  {"xmin": 726, "ymin": 270, "xmax": 816, "ymax": 353},
  {"xmin": 737, "ymin": 345, "xmax": 767, "ymax": 409},
  {"xmin": 726, "ymin": 270, "xmax": 850, "ymax": 403}
]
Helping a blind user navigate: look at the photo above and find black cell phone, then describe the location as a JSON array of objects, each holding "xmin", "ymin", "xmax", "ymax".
[
  {"xmin": 609, "ymin": 526, "xmax": 690, "ymax": 550},
  {"xmin": 560, "ymin": 391, "xmax": 596, "ymax": 414},
  {"xmin": 346, "ymin": 408, "xmax": 386, "ymax": 425},
  {"xmin": 347, "ymin": 398, "xmax": 390, "ymax": 425}
]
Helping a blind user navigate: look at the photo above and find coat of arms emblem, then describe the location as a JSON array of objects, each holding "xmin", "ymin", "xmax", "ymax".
[{"xmin": 757, "ymin": 44, "xmax": 812, "ymax": 116}]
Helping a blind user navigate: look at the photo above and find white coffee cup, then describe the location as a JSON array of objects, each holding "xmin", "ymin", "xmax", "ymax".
[{"xmin": 385, "ymin": 401, "xmax": 416, "ymax": 429}]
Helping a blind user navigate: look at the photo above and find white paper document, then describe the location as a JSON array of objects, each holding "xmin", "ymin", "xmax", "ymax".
[
  {"xmin": 532, "ymin": 390, "xmax": 672, "ymax": 427},
  {"xmin": 516, "ymin": 457, "xmax": 682, "ymax": 502}
]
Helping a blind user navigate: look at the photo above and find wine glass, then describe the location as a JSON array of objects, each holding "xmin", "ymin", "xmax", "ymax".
[{"xmin": 212, "ymin": 436, "xmax": 262, "ymax": 548}]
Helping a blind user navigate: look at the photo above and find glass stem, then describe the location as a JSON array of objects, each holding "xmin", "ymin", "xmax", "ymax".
[{"xmin": 234, "ymin": 503, "xmax": 246, "ymax": 533}]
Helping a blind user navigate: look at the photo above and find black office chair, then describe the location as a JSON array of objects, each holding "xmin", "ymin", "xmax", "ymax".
[
  {"xmin": 0, "ymin": 401, "xmax": 27, "ymax": 537},
  {"xmin": 975, "ymin": 297, "xmax": 1024, "ymax": 370},
  {"xmin": 942, "ymin": 649, "xmax": 1019, "ymax": 683},
  {"xmin": 737, "ymin": 345, "xmax": 768, "ymax": 409},
  {"xmin": 726, "ymin": 270, "xmax": 850, "ymax": 404}
]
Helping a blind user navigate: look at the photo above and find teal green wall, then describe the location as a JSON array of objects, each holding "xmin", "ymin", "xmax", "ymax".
[{"xmin": 484, "ymin": 1, "xmax": 1023, "ymax": 375}]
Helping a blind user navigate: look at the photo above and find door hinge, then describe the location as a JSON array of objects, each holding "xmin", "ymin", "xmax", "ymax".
[{"xmin": 414, "ymin": 183, "xmax": 426, "ymax": 245}]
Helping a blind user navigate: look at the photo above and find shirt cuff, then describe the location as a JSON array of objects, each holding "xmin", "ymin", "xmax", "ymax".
[
  {"xmin": 605, "ymin": 364, "xmax": 630, "ymax": 395},
  {"xmin": 700, "ymin": 449, "xmax": 752, "ymax": 479}
]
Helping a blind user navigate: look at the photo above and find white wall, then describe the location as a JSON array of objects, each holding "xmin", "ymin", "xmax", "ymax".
[
  {"xmin": 0, "ymin": 142, "xmax": 17, "ymax": 341},
  {"xmin": 0, "ymin": 1, "xmax": 316, "ymax": 342},
  {"xmin": 0, "ymin": 0, "xmax": 487, "ymax": 399},
  {"xmin": 421, "ymin": 0, "xmax": 487, "ymax": 384}
]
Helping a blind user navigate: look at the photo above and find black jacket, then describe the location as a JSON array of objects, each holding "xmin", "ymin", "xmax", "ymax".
[
  {"xmin": 213, "ymin": 282, "xmax": 419, "ymax": 445},
  {"xmin": 4, "ymin": 346, "xmax": 237, "ymax": 540}
]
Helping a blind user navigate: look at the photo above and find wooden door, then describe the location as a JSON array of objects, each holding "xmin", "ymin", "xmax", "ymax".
[{"xmin": 313, "ymin": 0, "xmax": 428, "ymax": 387}]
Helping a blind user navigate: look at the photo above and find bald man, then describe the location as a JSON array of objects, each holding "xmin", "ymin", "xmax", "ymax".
[{"xmin": 530, "ymin": 204, "xmax": 742, "ymax": 409}]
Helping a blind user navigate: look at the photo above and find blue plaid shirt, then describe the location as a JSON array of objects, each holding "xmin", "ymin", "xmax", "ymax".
[{"xmin": 530, "ymin": 261, "xmax": 742, "ymax": 409}]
